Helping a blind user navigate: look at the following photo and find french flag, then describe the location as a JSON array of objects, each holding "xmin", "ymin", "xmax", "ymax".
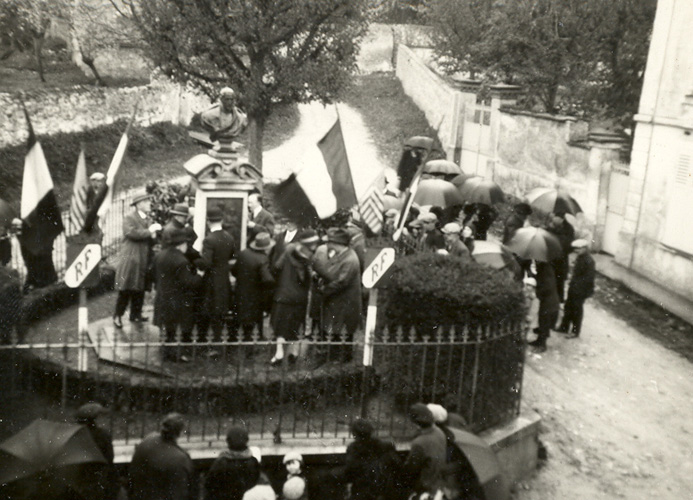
[{"xmin": 19, "ymin": 106, "xmax": 64, "ymax": 255}]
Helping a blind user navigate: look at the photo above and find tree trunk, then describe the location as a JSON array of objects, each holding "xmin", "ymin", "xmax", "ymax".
[
  {"xmin": 33, "ymin": 36, "xmax": 45, "ymax": 83},
  {"xmin": 82, "ymin": 54, "xmax": 106, "ymax": 87},
  {"xmin": 247, "ymin": 114, "xmax": 266, "ymax": 173}
]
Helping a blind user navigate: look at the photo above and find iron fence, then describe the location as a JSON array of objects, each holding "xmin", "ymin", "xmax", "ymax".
[{"xmin": 0, "ymin": 318, "xmax": 526, "ymax": 445}]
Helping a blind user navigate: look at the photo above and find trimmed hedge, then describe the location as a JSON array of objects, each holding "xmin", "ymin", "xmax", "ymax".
[{"xmin": 382, "ymin": 253, "xmax": 526, "ymax": 332}]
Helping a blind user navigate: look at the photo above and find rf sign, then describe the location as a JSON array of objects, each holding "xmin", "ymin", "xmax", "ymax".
[
  {"xmin": 65, "ymin": 244, "xmax": 102, "ymax": 288},
  {"xmin": 362, "ymin": 247, "xmax": 395, "ymax": 289}
]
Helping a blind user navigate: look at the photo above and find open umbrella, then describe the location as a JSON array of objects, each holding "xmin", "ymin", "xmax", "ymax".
[
  {"xmin": 0, "ymin": 419, "xmax": 106, "ymax": 499},
  {"xmin": 413, "ymin": 179, "xmax": 464, "ymax": 208},
  {"xmin": 472, "ymin": 240, "xmax": 522, "ymax": 276},
  {"xmin": 505, "ymin": 226, "xmax": 562, "ymax": 262},
  {"xmin": 423, "ymin": 159, "xmax": 463, "ymax": 177},
  {"xmin": 526, "ymin": 187, "xmax": 582, "ymax": 216},
  {"xmin": 0, "ymin": 198, "xmax": 15, "ymax": 229},
  {"xmin": 459, "ymin": 177, "xmax": 505, "ymax": 205},
  {"xmin": 449, "ymin": 427, "xmax": 510, "ymax": 500}
]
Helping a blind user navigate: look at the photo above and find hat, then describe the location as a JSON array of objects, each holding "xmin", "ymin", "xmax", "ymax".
[
  {"xmin": 409, "ymin": 403, "xmax": 434, "ymax": 427},
  {"xmin": 441, "ymin": 222, "xmax": 462, "ymax": 234},
  {"xmin": 170, "ymin": 203, "xmax": 189, "ymax": 217},
  {"xmin": 571, "ymin": 238, "xmax": 589, "ymax": 249},
  {"xmin": 418, "ymin": 212, "xmax": 438, "ymax": 223},
  {"xmin": 75, "ymin": 402, "xmax": 106, "ymax": 422},
  {"xmin": 297, "ymin": 229, "xmax": 319, "ymax": 245},
  {"xmin": 220, "ymin": 87, "xmax": 235, "ymax": 96},
  {"xmin": 426, "ymin": 403, "xmax": 448, "ymax": 424},
  {"xmin": 161, "ymin": 413, "xmax": 185, "ymax": 434},
  {"xmin": 131, "ymin": 193, "xmax": 152, "ymax": 206},
  {"xmin": 207, "ymin": 206, "xmax": 223, "ymax": 222},
  {"xmin": 283, "ymin": 451, "xmax": 303, "ymax": 464},
  {"xmin": 408, "ymin": 219, "xmax": 423, "ymax": 229},
  {"xmin": 282, "ymin": 476, "xmax": 306, "ymax": 500},
  {"xmin": 168, "ymin": 228, "xmax": 188, "ymax": 246},
  {"xmin": 514, "ymin": 202, "xmax": 533, "ymax": 216},
  {"xmin": 89, "ymin": 172, "xmax": 106, "ymax": 181},
  {"xmin": 226, "ymin": 426, "xmax": 249, "ymax": 451},
  {"xmin": 326, "ymin": 227, "xmax": 350, "ymax": 246},
  {"xmin": 249, "ymin": 232, "xmax": 275, "ymax": 251},
  {"xmin": 384, "ymin": 208, "xmax": 399, "ymax": 218},
  {"xmin": 350, "ymin": 418, "xmax": 374, "ymax": 439}
]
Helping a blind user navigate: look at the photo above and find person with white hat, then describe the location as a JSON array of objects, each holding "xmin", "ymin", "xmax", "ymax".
[
  {"xmin": 441, "ymin": 222, "xmax": 471, "ymax": 260},
  {"xmin": 556, "ymin": 238, "xmax": 595, "ymax": 338}
]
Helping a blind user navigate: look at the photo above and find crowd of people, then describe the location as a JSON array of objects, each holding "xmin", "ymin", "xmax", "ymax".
[{"xmin": 64, "ymin": 400, "xmax": 483, "ymax": 500}]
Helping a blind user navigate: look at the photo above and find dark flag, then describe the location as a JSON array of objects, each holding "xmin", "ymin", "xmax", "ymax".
[
  {"xmin": 317, "ymin": 118, "xmax": 358, "ymax": 210},
  {"xmin": 19, "ymin": 106, "xmax": 64, "ymax": 255}
]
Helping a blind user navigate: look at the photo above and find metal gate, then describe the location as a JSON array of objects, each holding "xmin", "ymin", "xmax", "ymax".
[{"xmin": 603, "ymin": 164, "xmax": 630, "ymax": 255}]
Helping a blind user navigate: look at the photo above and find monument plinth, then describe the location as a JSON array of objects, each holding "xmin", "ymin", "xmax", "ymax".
[{"xmin": 184, "ymin": 148, "xmax": 262, "ymax": 252}]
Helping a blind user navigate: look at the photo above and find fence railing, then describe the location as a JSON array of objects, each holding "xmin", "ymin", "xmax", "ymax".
[{"xmin": 0, "ymin": 320, "xmax": 526, "ymax": 444}]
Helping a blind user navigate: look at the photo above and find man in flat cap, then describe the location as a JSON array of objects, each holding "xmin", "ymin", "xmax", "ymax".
[
  {"xmin": 557, "ymin": 238, "xmax": 595, "ymax": 338},
  {"xmin": 201, "ymin": 86, "xmax": 248, "ymax": 146},
  {"xmin": 113, "ymin": 194, "xmax": 161, "ymax": 328},
  {"xmin": 402, "ymin": 403, "xmax": 447, "ymax": 499},
  {"xmin": 441, "ymin": 222, "xmax": 471, "ymax": 260},
  {"xmin": 419, "ymin": 212, "xmax": 445, "ymax": 252},
  {"xmin": 312, "ymin": 228, "xmax": 362, "ymax": 360},
  {"xmin": 128, "ymin": 413, "xmax": 195, "ymax": 500}
]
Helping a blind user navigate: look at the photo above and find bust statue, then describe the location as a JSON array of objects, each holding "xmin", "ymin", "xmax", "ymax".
[{"xmin": 200, "ymin": 87, "xmax": 248, "ymax": 149}]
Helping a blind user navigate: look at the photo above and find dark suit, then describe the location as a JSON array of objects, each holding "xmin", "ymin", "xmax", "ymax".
[
  {"xmin": 232, "ymin": 247, "xmax": 274, "ymax": 340},
  {"xmin": 535, "ymin": 262, "xmax": 560, "ymax": 346},
  {"xmin": 547, "ymin": 220, "xmax": 575, "ymax": 302},
  {"xmin": 559, "ymin": 252, "xmax": 596, "ymax": 335},
  {"xmin": 153, "ymin": 246, "xmax": 202, "ymax": 359},
  {"xmin": 161, "ymin": 218, "xmax": 185, "ymax": 248},
  {"xmin": 248, "ymin": 207, "xmax": 275, "ymax": 241},
  {"xmin": 270, "ymin": 229, "xmax": 298, "ymax": 275},
  {"xmin": 199, "ymin": 229, "xmax": 235, "ymax": 341}
]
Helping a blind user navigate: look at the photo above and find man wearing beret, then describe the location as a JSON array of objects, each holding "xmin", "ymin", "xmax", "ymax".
[
  {"xmin": 153, "ymin": 228, "xmax": 203, "ymax": 362},
  {"xmin": 556, "ymin": 239, "xmax": 596, "ymax": 338},
  {"xmin": 204, "ymin": 426, "xmax": 260, "ymax": 500},
  {"xmin": 402, "ymin": 403, "xmax": 447, "ymax": 499},
  {"xmin": 113, "ymin": 194, "xmax": 161, "ymax": 328},
  {"xmin": 312, "ymin": 227, "xmax": 362, "ymax": 359}
]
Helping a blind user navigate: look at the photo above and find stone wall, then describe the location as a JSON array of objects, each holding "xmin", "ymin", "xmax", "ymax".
[{"xmin": 1, "ymin": 80, "xmax": 211, "ymax": 149}]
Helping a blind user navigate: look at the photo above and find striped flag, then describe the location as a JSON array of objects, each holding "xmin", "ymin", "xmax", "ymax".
[
  {"xmin": 19, "ymin": 105, "xmax": 64, "ymax": 255},
  {"xmin": 317, "ymin": 117, "xmax": 358, "ymax": 210},
  {"xmin": 359, "ymin": 176, "xmax": 385, "ymax": 235},
  {"xmin": 68, "ymin": 148, "xmax": 89, "ymax": 235}
]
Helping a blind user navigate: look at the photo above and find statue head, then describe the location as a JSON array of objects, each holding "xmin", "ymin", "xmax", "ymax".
[{"xmin": 220, "ymin": 87, "xmax": 238, "ymax": 111}]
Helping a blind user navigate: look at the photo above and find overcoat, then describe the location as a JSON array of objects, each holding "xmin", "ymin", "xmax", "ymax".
[
  {"xmin": 568, "ymin": 252, "xmax": 596, "ymax": 299},
  {"xmin": 128, "ymin": 433, "xmax": 195, "ymax": 500},
  {"xmin": 313, "ymin": 246, "xmax": 362, "ymax": 337},
  {"xmin": 115, "ymin": 210, "xmax": 153, "ymax": 291},
  {"xmin": 153, "ymin": 246, "xmax": 202, "ymax": 330},
  {"xmin": 232, "ymin": 247, "xmax": 274, "ymax": 325},
  {"xmin": 199, "ymin": 229, "xmax": 235, "ymax": 314}
]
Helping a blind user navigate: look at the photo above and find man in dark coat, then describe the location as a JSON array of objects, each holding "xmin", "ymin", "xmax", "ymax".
[
  {"xmin": 557, "ymin": 239, "xmax": 596, "ymax": 338},
  {"xmin": 113, "ymin": 194, "xmax": 161, "ymax": 328},
  {"xmin": 247, "ymin": 192, "xmax": 275, "ymax": 242},
  {"xmin": 312, "ymin": 228, "xmax": 362, "ymax": 352},
  {"xmin": 342, "ymin": 419, "xmax": 404, "ymax": 500},
  {"xmin": 232, "ymin": 232, "xmax": 275, "ymax": 341},
  {"xmin": 502, "ymin": 203, "xmax": 532, "ymax": 244},
  {"xmin": 198, "ymin": 207, "xmax": 235, "ymax": 344},
  {"xmin": 441, "ymin": 222, "xmax": 471, "ymax": 260},
  {"xmin": 161, "ymin": 203, "xmax": 190, "ymax": 248},
  {"xmin": 75, "ymin": 403, "xmax": 119, "ymax": 500},
  {"xmin": 270, "ymin": 229, "xmax": 320, "ymax": 365},
  {"xmin": 269, "ymin": 219, "xmax": 298, "ymax": 274},
  {"xmin": 529, "ymin": 261, "xmax": 560, "ymax": 353},
  {"xmin": 204, "ymin": 426, "xmax": 260, "ymax": 500},
  {"xmin": 128, "ymin": 413, "xmax": 195, "ymax": 500},
  {"xmin": 402, "ymin": 403, "xmax": 447, "ymax": 499},
  {"xmin": 153, "ymin": 228, "xmax": 203, "ymax": 362},
  {"xmin": 546, "ymin": 212, "xmax": 575, "ymax": 303},
  {"xmin": 420, "ymin": 212, "xmax": 445, "ymax": 252},
  {"xmin": 471, "ymin": 203, "xmax": 497, "ymax": 241}
]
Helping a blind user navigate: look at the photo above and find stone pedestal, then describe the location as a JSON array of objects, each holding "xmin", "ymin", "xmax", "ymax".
[{"xmin": 184, "ymin": 149, "xmax": 262, "ymax": 252}]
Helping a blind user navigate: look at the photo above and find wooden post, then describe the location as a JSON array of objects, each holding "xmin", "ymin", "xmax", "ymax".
[
  {"xmin": 362, "ymin": 289, "xmax": 378, "ymax": 366},
  {"xmin": 78, "ymin": 288, "xmax": 89, "ymax": 372}
]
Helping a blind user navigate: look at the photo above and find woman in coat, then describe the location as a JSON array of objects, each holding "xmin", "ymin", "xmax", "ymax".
[{"xmin": 113, "ymin": 194, "xmax": 160, "ymax": 328}]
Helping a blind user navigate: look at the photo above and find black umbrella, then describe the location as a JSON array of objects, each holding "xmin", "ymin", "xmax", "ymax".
[
  {"xmin": 505, "ymin": 226, "xmax": 562, "ymax": 262},
  {"xmin": 0, "ymin": 419, "xmax": 106, "ymax": 500},
  {"xmin": 526, "ymin": 187, "xmax": 582, "ymax": 216}
]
